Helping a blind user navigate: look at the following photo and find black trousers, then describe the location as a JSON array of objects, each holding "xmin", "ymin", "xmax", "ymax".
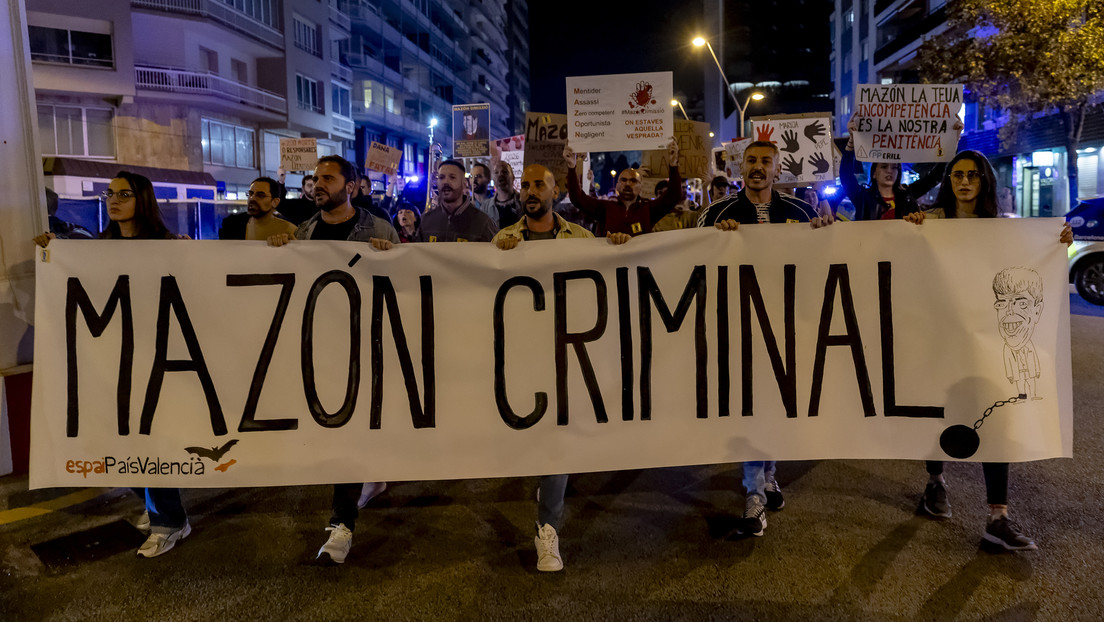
[
  {"xmin": 329, "ymin": 483, "xmax": 361, "ymax": 530},
  {"xmin": 925, "ymin": 461, "xmax": 1009, "ymax": 506}
]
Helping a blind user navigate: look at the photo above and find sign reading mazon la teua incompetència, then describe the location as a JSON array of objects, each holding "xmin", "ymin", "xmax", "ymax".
[{"xmin": 30, "ymin": 219, "xmax": 1072, "ymax": 488}]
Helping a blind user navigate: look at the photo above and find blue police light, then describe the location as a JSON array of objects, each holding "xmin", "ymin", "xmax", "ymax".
[{"xmin": 822, "ymin": 186, "xmax": 838, "ymax": 196}]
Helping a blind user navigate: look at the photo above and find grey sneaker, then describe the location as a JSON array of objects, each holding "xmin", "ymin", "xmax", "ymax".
[
  {"xmin": 135, "ymin": 511, "xmax": 151, "ymax": 534},
  {"xmin": 137, "ymin": 522, "xmax": 191, "ymax": 558},
  {"xmin": 317, "ymin": 524, "xmax": 353, "ymax": 564},
  {"xmin": 765, "ymin": 476, "xmax": 785, "ymax": 511},
  {"xmin": 535, "ymin": 523, "xmax": 563, "ymax": 572},
  {"xmin": 918, "ymin": 481, "xmax": 952, "ymax": 518},
  {"xmin": 737, "ymin": 495, "xmax": 767, "ymax": 537},
  {"xmin": 356, "ymin": 482, "xmax": 388, "ymax": 509},
  {"xmin": 983, "ymin": 517, "xmax": 1037, "ymax": 551}
]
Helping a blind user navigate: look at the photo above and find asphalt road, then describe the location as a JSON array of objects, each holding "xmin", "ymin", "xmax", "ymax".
[{"xmin": 1, "ymin": 313, "xmax": 1102, "ymax": 622}]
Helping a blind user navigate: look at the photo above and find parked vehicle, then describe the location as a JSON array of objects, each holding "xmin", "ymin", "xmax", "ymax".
[{"xmin": 1067, "ymin": 197, "xmax": 1104, "ymax": 306}]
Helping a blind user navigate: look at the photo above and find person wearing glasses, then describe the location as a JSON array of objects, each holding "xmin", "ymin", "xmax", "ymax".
[
  {"xmin": 33, "ymin": 171, "xmax": 194, "ymax": 558},
  {"xmin": 218, "ymin": 177, "xmax": 297, "ymax": 240},
  {"xmin": 903, "ymin": 150, "xmax": 1073, "ymax": 551}
]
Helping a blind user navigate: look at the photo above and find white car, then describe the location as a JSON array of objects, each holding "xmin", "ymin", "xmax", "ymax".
[{"xmin": 1070, "ymin": 240, "xmax": 1104, "ymax": 306}]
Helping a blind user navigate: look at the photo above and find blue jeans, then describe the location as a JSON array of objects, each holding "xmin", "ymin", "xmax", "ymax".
[
  {"xmin": 742, "ymin": 461, "xmax": 777, "ymax": 502},
  {"xmin": 538, "ymin": 475, "xmax": 569, "ymax": 532},
  {"xmin": 132, "ymin": 488, "xmax": 187, "ymax": 529}
]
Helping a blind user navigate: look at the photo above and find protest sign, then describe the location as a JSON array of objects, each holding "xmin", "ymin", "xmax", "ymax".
[
  {"xmin": 853, "ymin": 84, "xmax": 963, "ymax": 163},
  {"xmin": 566, "ymin": 71, "xmax": 673, "ymax": 152},
  {"xmin": 366, "ymin": 141, "xmax": 402, "ymax": 176},
  {"xmin": 641, "ymin": 119, "xmax": 712, "ymax": 181},
  {"xmin": 279, "ymin": 138, "xmax": 318, "ymax": 172},
  {"xmin": 748, "ymin": 114, "xmax": 836, "ymax": 185},
  {"xmin": 523, "ymin": 112, "xmax": 570, "ymax": 192},
  {"xmin": 453, "ymin": 103, "xmax": 490, "ymax": 158},
  {"xmin": 493, "ymin": 135, "xmax": 524, "ymax": 192},
  {"xmin": 31, "ymin": 219, "xmax": 1072, "ymax": 488}
]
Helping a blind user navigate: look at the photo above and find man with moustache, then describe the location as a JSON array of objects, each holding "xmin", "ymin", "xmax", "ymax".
[
  {"xmin": 267, "ymin": 155, "xmax": 397, "ymax": 565},
  {"xmin": 418, "ymin": 159, "xmax": 498, "ymax": 242},
  {"xmin": 218, "ymin": 177, "xmax": 297, "ymax": 240},
  {"xmin": 478, "ymin": 160, "xmax": 522, "ymax": 229},
  {"xmin": 562, "ymin": 137, "xmax": 682, "ymax": 236},
  {"xmin": 492, "ymin": 163, "xmax": 630, "ymax": 571},
  {"xmin": 696, "ymin": 140, "xmax": 828, "ymax": 538}
]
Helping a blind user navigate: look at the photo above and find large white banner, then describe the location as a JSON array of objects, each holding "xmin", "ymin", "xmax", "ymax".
[
  {"xmin": 566, "ymin": 71, "xmax": 673, "ymax": 152},
  {"xmin": 30, "ymin": 219, "xmax": 1072, "ymax": 488}
]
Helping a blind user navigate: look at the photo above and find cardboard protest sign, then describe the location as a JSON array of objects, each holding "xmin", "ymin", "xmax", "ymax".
[
  {"xmin": 493, "ymin": 135, "xmax": 524, "ymax": 192},
  {"xmin": 30, "ymin": 220, "xmax": 1073, "ymax": 487},
  {"xmin": 453, "ymin": 103, "xmax": 490, "ymax": 158},
  {"xmin": 566, "ymin": 71, "xmax": 673, "ymax": 152},
  {"xmin": 853, "ymin": 84, "xmax": 963, "ymax": 163},
  {"xmin": 279, "ymin": 138, "xmax": 318, "ymax": 172},
  {"xmin": 366, "ymin": 141, "xmax": 402, "ymax": 176},
  {"xmin": 641, "ymin": 119, "xmax": 712, "ymax": 181},
  {"xmin": 523, "ymin": 112, "xmax": 570, "ymax": 192},
  {"xmin": 723, "ymin": 134, "xmax": 842, "ymax": 187},
  {"xmin": 749, "ymin": 113, "xmax": 836, "ymax": 185}
]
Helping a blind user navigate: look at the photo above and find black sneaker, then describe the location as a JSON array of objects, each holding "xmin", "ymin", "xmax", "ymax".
[
  {"xmin": 918, "ymin": 481, "xmax": 952, "ymax": 518},
  {"xmin": 765, "ymin": 477, "xmax": 785, "ymax": 511},
  {"xmin": 737, "ymin": 495, "xmax": 767, "ymax": 537},
  {"xmin": 982, "ymin": 517, "xmax": 1037, "ymax": 551}
]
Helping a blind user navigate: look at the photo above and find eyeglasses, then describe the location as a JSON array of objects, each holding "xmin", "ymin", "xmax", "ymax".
[
  {"xmin": 950, "ymin": 170, "xmax": 982, "ymax": 183},
  {"xmin": 101, "ymin": 190, "xmax": 135, "ymax": 199},
  {"xmin": 245, "ymin": 191, "xmax": 271, "ymax": 199}
]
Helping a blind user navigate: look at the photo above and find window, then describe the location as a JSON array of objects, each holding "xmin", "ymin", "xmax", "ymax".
[
  {"xmin": 220, "ymin": 0, "xmax": 279, "ymax": 29},
  {"xmin": 332, "ymin": 83, "xmax": 351, "ymax": 118},
  {"xmin": 362, "ymin": 80, "xmax": 375, "ymax": 109},
  {"xmin": 201, "ymin": 118, "xmax": 255, "ymax": 168},
  {"xmin": 294, "ymin": 16, "xmax": 320, "ymax": 57},
  {"xmin": 201, "ymin": 47, "xmax": 219, "ymax": 74},
  {"xmin": 37, "ymin": 105, "xmax": 115, "ymax": 158},
  {"xmin": 29, "ymin": 26, "xmax": 113, "ymax": 68},
  {"xmin": 384, "ymin": 86, "xmax": 395, "ymax": 114},
  {"xmin": 231, "ymin": 58, "xmax": 248, "ymax": 83},
  {"xmin": 841, "ymin": 95, "xmax": 850, "ymax": 116},
  {"xmin": 296, "ymin": 74, "xmax": 322, "ymax": 113},
  {"xmin": 404, "ymin": 143, "xmax": 415, "ymax": 175}
]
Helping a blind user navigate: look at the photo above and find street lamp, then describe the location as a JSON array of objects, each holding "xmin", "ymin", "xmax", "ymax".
[
  {"xmin": 737, "ymin": 92, "xmax": 765, "ymax": 139},
  {"xmin": 692, "ymin": 35, "xmax": 741, "ymax": 111},
  {"xmin": 671, "ymin": 99, "xmax": 690, "ymax": 120}
]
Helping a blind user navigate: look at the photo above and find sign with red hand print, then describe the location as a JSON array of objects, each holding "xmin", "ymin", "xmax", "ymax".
[
  {"xmin": 749, "ymin": 113, "xmax": 836, "ymax": 185},
  {"xmin": 565, "ymin": 71, "xmax": 673, "ymax": 152}
]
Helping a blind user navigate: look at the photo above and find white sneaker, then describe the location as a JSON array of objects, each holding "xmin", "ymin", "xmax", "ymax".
[
  {"xmin": 535, "ymin": 523, "xmax": 563, "ymax": 572},
  {"xmin": 738, "ymin": 495, "xmax": 767, "ymax": 537},
  {"xmin": 317, "ymin": 524, "xmax": 353, "ymax": 564},
  {"xmin": 356, "ymin": 482, "xmax": 388, "ymax": 509},
  {"xmin": 137, "ymin": 522, "xmax": 191, "ymax": 558},
  {"xmin": 135, "ymin": 511, "xmax": 151, "ymax": 534}
]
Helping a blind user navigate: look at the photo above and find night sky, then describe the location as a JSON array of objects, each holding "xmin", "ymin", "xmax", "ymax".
[{"xmin": 527, "ymin": 2, "xmax": 707, "ymax": 115}]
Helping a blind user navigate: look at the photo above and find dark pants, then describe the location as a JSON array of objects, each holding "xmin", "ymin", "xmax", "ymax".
[
  {"xmin": 925, "ymin": 461, "xmax": 1009, "ymax": 506},
  {"xmin": 131, "ymin": 487, "xmax": 187, "ymax": 529},
  {"xmin": 329, "ymin": 483, "xmax": 361, "ymax": 530}
]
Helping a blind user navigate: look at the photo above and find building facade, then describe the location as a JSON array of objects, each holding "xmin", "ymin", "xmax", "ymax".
[{"xmin": 830, "ymin": 0, "xmax": 1104, "ymax": 214}]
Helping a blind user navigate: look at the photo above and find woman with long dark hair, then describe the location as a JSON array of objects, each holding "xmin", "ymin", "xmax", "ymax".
[
  {"xmin": 907, "ymin": 151, "xmax": 1072, "ymax": 551},
  {"xmin": 34, "ymin": 171, "xmax": 191, "ymax": 558}
]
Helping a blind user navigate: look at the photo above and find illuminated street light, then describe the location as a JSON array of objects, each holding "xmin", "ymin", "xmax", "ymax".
[
  {"xmin": 671, "ymin": 99, "xmax": 690, "ymax": 120},
  {"xmin": 429, "ymin": 117, "xmax": 438, "ymax": 128},
  {"xmin": 708, "ymin": 132, "xmax": 715, "ymax": 138},
  {"xmin": 690, "ymin": 35, "xmax": 741, "ymax": 112},
  {"xmin": 737, "ymin": 92, "xmax": 766, "ymax": 139},
  {"xmin": 692, "ymin": 37, "xmax": 706, "ymax": 47}
]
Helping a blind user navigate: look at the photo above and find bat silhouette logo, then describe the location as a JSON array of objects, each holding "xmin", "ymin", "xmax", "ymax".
[{"xmin": 184, "ymin": 439, "xmax": 239, "ymax": 462}]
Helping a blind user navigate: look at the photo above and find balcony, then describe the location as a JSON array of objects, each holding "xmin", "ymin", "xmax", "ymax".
[
  {"xmin": 332, "ymin": 115, "xmax": 355, "ymax": 136},
  {"xmin": 131, "ymin": 0, "xmax": 282, "ymax": 47},
  {"xmin": 134, "ymin": 64, "xmax": 286, "ymax": 114},
  {"xmin": 329, "ymin": 0, "xmax": 352, "ymax": 33},
  {"xmin": 331, "ymin": 60, "xmax": 353, "ymax": 83}
]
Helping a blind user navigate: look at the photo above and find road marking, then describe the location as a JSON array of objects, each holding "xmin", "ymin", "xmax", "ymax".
[{"xmin": 0, "ymin": 488, "xmax": 110, "ymax": 526}]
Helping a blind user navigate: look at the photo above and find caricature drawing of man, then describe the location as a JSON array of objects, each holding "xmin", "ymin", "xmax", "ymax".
[{"xmin": 992, "ymin": 267, "xmax": 1044, "ymax": 399}]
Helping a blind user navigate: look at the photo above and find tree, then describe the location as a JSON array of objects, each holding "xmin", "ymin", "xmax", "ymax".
[{"xmin": 917, "ymin": 0, "xmax": 1104, "ymax": 206}]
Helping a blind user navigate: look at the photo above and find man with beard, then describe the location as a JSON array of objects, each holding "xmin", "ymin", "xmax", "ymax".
[
  {"xmin": 562, "ymin": 137, "xmax": 682, "ymax": 236},
  {"xmin": 418, "ymin": 159, "xmax": 498, "ymax": 242},
  {"xmin": 267, "ymin": 155, "xmax": 397, "ymax": 564},
  {"xmin": 277, "ymin": 174, "xmax": 320, "ymax": 226},
  {"xmin": 492, "ymin": 163, "xmax": 629, "ymax": 572},
  {"xmin": 696, "ymin": 140, "xmax": 829, "ymax": 539},
  {"xmin": 478, "ymin": 160, "xmax": 522, "ymax": 229},
  {"xmin": 470, "ymin": 162, "xmax": 492, "ymax": 205},
  {"xmin": 218, "ymin": 177, "xmax": 297, "ymax": 240}
]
